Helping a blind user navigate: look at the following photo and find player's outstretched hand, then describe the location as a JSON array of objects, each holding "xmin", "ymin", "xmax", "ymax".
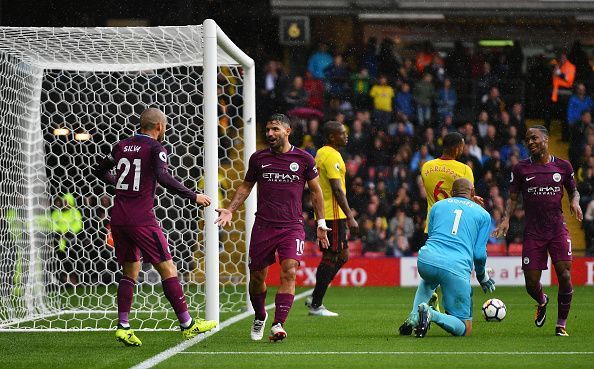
[
  {"xmin": 491, "ymin": 219, "xmax": 509, "ymax": 238},
  {"xmin": 477, "ymin": 272, "xmax": 496, "ymax": 293},
  {"xmin": 472, "ymin": 195, "xmax": 485, "ymax": 207},
  {"xmin": 347, "ymin": 217, "xmax": 359, "ymax": 236},
  {"xmin": 317, "ymin": 226, "xmax": 331, "ymax": 249},
  {"xmin": 196, "ymin": 194, "xmax": 212, "ymax": 206},
  {"xmin": 214, "ymin": 208, "xmax": 232, "ymax": 227},
  {"xmin": 570, "ymin": 201, "xmax": 583, "ymax": 222}
]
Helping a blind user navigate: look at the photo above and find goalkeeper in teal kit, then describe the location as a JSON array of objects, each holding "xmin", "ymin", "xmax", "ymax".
[{"xmin": 406, "ymin": 178, "xmax": 496, "ymax": 337}]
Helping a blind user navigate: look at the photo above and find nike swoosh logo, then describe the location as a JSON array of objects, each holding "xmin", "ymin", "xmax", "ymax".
[
  {"xmin": 261, "ymin": 164, "xmax": 271, "ymax": 168},
  {"xmin": 526, "ymin": 176, "xmax": 536, "ymax": 181}
]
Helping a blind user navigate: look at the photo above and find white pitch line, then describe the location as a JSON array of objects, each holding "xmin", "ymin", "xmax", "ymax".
[
  {"xmin": 178, "ymin": 351, "xmax": 594, "ymax": 356},
  {"xmin": 129, "ymin": 289, "xmax": 313, "ymax": 369}
]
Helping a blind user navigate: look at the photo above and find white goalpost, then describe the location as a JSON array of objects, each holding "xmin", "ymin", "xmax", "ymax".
[{"xmin": 0, "ymin": 19, "xmax": 256, "ymax": 330}]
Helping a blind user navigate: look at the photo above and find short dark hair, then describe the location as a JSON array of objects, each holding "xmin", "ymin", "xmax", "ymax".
[
  {"xmin": 530, "ymin": 125, "xmax": 549, "ymax": 137},
  {"xmin": 442, "ymin": 132, "xmax": 464, "ymax": 151},
  {"xmin": 324, "ymin": 121, "xmax": 344, "ymax": 139},
  {"xmin": 267, "ymin": 113, "xmax": 291, "ymax": 127}
]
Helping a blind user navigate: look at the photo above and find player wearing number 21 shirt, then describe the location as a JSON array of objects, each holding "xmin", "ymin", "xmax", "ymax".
[{"xmin": 94, "ymin": 107, "xmax": 216, "ymax": 346}]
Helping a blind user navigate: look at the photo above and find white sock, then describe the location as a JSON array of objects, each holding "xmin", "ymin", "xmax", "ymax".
[
  {"xmin": 119, "ymin": 322, "xmax": 130, "ymax": 329},
  {"xmin": 180, "ymin": 318, "xmax": 193, "ymax": 328}
]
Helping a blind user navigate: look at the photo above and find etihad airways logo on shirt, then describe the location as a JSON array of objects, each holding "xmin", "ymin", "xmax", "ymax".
[
  {"xmin": 527, "ymin": 186, "xmax": 561, "ymax": 196},
  {"xmin": 262, "ymin": 172, "xmax": 300, "ymax": 182}
]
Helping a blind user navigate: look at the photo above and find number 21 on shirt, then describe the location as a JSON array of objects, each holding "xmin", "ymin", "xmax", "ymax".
[{"xmin": 116, "ymin": 158, "xmax": 141, "ymax": 191}]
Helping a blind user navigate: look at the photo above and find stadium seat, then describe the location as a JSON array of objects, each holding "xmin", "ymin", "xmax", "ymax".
[
  {"xmin": 363, "ymin": 251, "xmax": 385, "ymax": 258},
  {"xmin": 507, "ymin": 243, "xmax": 523, "ymax": 256},
  {"xmin": 487, "ymin": 243, "xmax": 507, "ymax": 256},
  {"xmin": 348, "ymin": 239, "xmax": 363, "ymax": 257}
]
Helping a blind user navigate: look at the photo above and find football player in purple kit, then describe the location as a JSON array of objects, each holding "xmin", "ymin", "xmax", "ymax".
[
  {"xmin": 492, "ymin": 125, "xmax": 583, "ymax": 336},
  {"xmin": 95, "ymin": 107, "xmax": 217, "ymax": 346},
  {"xmin": 215, "ymin": 113, "xmax": 330, "ymax": 342}
]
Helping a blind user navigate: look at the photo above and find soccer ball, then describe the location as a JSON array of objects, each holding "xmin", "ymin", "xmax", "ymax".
[{"xmin": 482, "ymin": 298, "xmax": 506, "ymax": 322}]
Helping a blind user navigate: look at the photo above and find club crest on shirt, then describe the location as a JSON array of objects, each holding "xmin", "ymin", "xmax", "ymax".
[
  {"xmin": 552, "ymin": 173, "xmax": 561, "ymax": 182},
  {"xmin": 290, "ymin": 162, "xmax": 299, "ymax": 172}
]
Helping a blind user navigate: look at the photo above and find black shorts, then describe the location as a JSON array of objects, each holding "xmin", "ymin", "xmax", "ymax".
[{"xmin": 320, "ymin": 219, "xmax": 348, "ymax": 253}]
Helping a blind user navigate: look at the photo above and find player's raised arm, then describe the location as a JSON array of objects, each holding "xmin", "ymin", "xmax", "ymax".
[
  {"xmin": 153, "ymin": 146, "xmax": 210, "ymax": 206},
  {"xmin": 308, "ymin": 176, "xmax": 331, "ymax": 249},
  {"xmin": 215, "ymin": 180, "xmax": 255, "ymax": 227}
]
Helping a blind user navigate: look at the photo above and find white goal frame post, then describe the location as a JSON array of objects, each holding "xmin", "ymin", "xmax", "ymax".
[{"xmin": 0, "ymin": 19, "xmax": 256, "ymax": 329}]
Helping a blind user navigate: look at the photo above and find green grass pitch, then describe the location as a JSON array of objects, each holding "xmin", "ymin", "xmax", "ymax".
[{"xmin": 1, "ymin": 286, "xmax": 593, "ymax": 369}]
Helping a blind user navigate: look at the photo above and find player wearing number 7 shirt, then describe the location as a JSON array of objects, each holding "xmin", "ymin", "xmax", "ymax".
[
  {"xmin": 492, "ymin": 125, "xmax": 582, "ymax": 337},
  {"xmin": 215, "ymin": 113, "xmax": 330, "ymax": 343},
  {"xmin": 94, "ymin": 107, "xmax": 217, "ymax": 347},
  {"xmin": 399, "ymin": 132, "xmax": 480, "ymax": 335}
]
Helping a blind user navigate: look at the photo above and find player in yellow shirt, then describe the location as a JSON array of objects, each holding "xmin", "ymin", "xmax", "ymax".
[
  {"xmin": 399, "ymin": 131, "xmax": 483, "ymax": 335},
  {"xmin": 306, "ymin": 121, "xmax": 359, "ymax": 316}
]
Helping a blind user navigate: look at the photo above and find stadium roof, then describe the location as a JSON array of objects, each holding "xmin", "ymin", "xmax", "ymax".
[{"xmin": 271, "ymin": 0, "xmax": 594, "ymax": 18}]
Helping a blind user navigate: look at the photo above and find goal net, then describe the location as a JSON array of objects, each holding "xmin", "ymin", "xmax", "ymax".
[{"xmin": 0, "ymin": 21, "xmax": 256, "ymax": 330}]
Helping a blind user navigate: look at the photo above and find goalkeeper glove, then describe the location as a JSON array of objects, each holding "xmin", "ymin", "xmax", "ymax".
[{"xmin": 477, "ymin": 271, "xmax": 496, "ymax": 293}]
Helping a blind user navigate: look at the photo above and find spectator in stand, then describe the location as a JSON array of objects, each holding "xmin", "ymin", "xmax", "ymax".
[
  {"xmin": 396, "ymin": 65, "xmax": 414, "ymax": 89},
  {"xmin": 395, "ymin": 82, "xmax": 415, "ymax": 119},
  {"xmin": 259, "ymin": 61, "xmax": 287, "ymax": 121},
  {"xmin": 324, "ymin": 54, "xmax": 350, "ymax": 99},
  {"xmin": 476, "ymin": 110, "xmax": 490, "ymax": 140},
  {"xmin": 413, "ymin": 73, "xmax": 436, "ymax": 126},
  {"xmin": 303, "ymin": 71, "xmax": 325, "ymax": 111},
  {"xmin": 387, "ymin": 227, "xmax": 412, "ymax": 257},
  {"xmin": 477, "ymin": 62, "xmax": 499, "ymax": 104},
  {"xmin": 367, "ymin": 136, "xmax": 392, "ymax": 168},
  {"xmin": 567, "ymin": 83, "xmax": 593, "ymax": 128},
  {"xmin": 346, "ymin": 118, "xmax": 372, "ymax": 158},
  {"xmin": 389, "ymin": 208, "xmax": 415, "ymax": 242},
  {"xmin": 307, "ymin": 118, "xmax": 325, "ymax": 149},
  {"xmin": 420, "ymin": 127, "xmax": 438, "ymax": 157},
  {"xmin": 351, "ymin": 67, "xmax": 371, "ymax": 109},
  {"xmin": 499, "ymin": 135, "xmax": 529, "ymax": 163},
  {"xmin": 415, "ymin": 41, "xmax": 434, "ymax": 75},
  {"xmin": 446, "ymin": 40, "xmax": 471, "ymax": 79},
  {"xmin": 283, "ymin": 76, "xmax": 308, "ymax": 110},
  {"xmin": 481, "ymin": 124, "xmax": 502, "ymax": 150},
  {"xmin": 410, "ymin": 145, "xmax": 435, "ymax": 172},
  {"xmin": 467, "ymin": 135, "xmax": 483, "ymax": 162},
  {"xmin": 369, "ymin": 75, "xmax": 395, "ymax": 131},
  {"xmin": 569, "ymin": 110, "xmax": 594, "ymax": 169},
  {"xmin": 545, "ymin": 52, "xmax": 576, "ymax": 141},
  {"xmin": 438, "ymin": 114, "xmax": 456, "ymax": 134},
  {"xmin": 483, "ymin": 86, "xmax": 505, "ymax": 123},
  {"xmin": 510, "ymin": 103, "xmax": 527, "ymax": 141},
  {"xmin": 307, "ymin": 42, "xmax": 333, "ymax": 80},
  {"xmin": 348, "ymin": 177, "xmax": 369, "ymax": 216},
  {"xmin": 378, "ymin": 38, "xmax": 402, "ymax": 76},
  {"xmin": 436, "ymin": 77, "xmax": 457, "ymax": 123},
  {"xmin": 568, "ymin": 41, "xmax": 592, "ymax": 88},
  {"xmin": 362, "ymin": 37, "xmax": 378, "ymax": 79}
]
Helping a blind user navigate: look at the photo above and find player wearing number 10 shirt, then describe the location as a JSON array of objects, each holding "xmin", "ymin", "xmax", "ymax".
[
  {"xmin": 215, "ymin": 113, "xmax": 330, "ymax": 343},
  {"xmin": 95, "ymin": 108, "xmax": 216, "ymax": 346}
]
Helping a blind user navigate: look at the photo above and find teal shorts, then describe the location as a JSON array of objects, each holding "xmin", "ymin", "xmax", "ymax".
[{"xmin": 417, "ymin": 260, "xmax": 473, "ymax": 320}]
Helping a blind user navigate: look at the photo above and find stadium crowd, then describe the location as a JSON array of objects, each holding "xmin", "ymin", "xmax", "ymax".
[{"xmin": 254, "ymin": 39, "xmax": 594, "ymax": 257}]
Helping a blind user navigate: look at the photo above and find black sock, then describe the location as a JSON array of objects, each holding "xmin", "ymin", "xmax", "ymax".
[{"xmin": 311, "ymin": 262, "xmax": 336, "ymax": 308}]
